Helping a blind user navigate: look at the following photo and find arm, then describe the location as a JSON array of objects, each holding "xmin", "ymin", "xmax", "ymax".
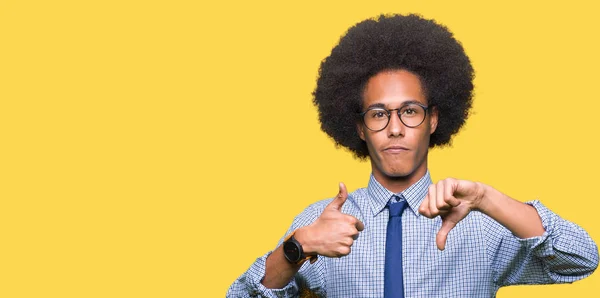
[
  {"xmin": 419, "ymin": 178, "xmax": 598, "ymax": 284},
  {"xmin": 261, "ymin": 244, "xmax": 305, "ymax": 289},
  {"xmin": 226, "ymin": 215, "xmax": 320, "ymax": 298},
  {"xmin": 476, "ymin": 183, "xmax": 545, "ymax": 238},
  {"xmin": 482, "ymin": 199, "xmax": 598, "ymax": 285},
  {"xmin": 418, "ymin": 179, "xmax": 545, "ymax": 249},
  {"xmin": 226, "ymin": 240, "xmax": 317, "ymax": 298},
  {"xmin": 262, "ymin": 183, "xmax": 364, "ymax": 288},
  {"xmin": 227, "ymin": 183, "xmax": 364, "ymax": 297}
]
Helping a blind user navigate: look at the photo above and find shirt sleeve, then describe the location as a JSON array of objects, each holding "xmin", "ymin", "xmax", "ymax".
[
  {"xmin": 226, "ymin": 202, "xmax": 329, "ymax": 298},
  {"xmin": 483, "ymin": 200, "xmax": 599, "ymax": 286},
  {"xmin": 226, "ymin": 251, "xmax": 301, "ymax": 298}
]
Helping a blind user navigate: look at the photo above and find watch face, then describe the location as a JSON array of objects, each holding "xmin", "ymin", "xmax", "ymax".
[{"xmin": 283, "ymin": 241, "xmax": 300, "ymax": 262}]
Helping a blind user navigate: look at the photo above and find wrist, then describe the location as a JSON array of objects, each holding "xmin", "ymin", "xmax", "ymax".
[
  {"xmin": 282, "ymin": 228, "xmax": 318, "ymax": 265},
  {"xmin": 474, "ymin": 182, "xmax": 492, "ymax": 214},
  {"xmin": 293, "ymin": 226, "xmax": 317, "ymax": 256}
]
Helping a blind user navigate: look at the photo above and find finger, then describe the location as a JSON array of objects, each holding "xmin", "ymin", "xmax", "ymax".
[
  {"xmin": 437, "ymin": 209, "xmax": 450, "ymax": 216},
  {"xmin": 436, "ymin": 179, "xmax": 451, "ymax": 210},
  {"xmin": 428, "ymin": 184, "xmax": 439, "ymax": 216},
  {"xmin": 436, "ymin": 216, "xmax": 457, "ymax": 251},
  {"xmin": 346, "ymin": 236, "xmax": 354, "ymax": 247},
  {"xmin": 444, "ymin": 179, "xmax": 461, "ymax": 208},
  {"xmin": 327, "ymin": 182, "xmax": 348, "ymax": 211},
  {"xmin": 419, "ymin": 195, "xmax": 432, "ymax": 218},
  {"xmin": 337, "ymin": 246, "xmax": 351, "ymax": 257},
  {"xmin": 355, "ymin": 219, "xmax": 365, "ymax": 231},
  {"xmin": 352, "ymin": 226, "xmax": 361, "ymax": 240},
  {"xmin": 345, "ymin": 215, "xmax": 365, "ymax": 232},
  {"xmin": 338, "ymin": 236, "xmax": 354, "ymax": 247}
]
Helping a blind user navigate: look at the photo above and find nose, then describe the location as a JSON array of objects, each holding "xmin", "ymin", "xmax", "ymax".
[{"xmin": 387, "ymin": 110, "xmax": 405, "ymax": 137}]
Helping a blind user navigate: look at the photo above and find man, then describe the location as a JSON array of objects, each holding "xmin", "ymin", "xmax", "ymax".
[{"xmin": 227, "ymin": 14, "xmax": 598, "ymax": 297}]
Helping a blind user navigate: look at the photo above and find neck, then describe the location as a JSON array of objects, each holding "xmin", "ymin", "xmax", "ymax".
[{"xmin": 372, "ymin": 164, "xmax": 428, "ymax": 194}]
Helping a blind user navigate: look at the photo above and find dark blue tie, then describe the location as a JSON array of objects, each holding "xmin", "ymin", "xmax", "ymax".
[{"xmin": 384, "ymin": 195, "xmax": 408, "ymax": 298}]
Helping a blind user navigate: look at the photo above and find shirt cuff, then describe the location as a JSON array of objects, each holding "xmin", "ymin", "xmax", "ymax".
[
  {"xmin": 518, "ymin": 200, "xmax": 559, "ymax": 259},
  {"xmin": 521, "ymin": 200, "xmax": 582, "ymax": 262},
  {"xmin": 524, "ymin": 200, "xmax": 599, "ymax": 280},
  {"xmin": 243, "ymin": 251, "xmax": 299, "ymax": 298},
  {"xmin": 507, "ymin": 200, "xmax": 560, "ymax": 259}
]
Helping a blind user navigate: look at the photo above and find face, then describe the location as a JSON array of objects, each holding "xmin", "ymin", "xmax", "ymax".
[{"xmin": 357, "ymin": 70, "xmax": 438, "ymax": 185}]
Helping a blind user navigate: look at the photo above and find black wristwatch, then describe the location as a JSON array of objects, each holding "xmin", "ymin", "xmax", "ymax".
[{"xmin": 283, "ymin": 231, "xmax": 318, "ymax": 265}]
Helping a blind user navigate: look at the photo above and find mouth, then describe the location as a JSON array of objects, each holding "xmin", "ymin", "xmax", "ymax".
[{"xmin": 383, "ymin": 145, "xmax": 409, "ymax": 154}]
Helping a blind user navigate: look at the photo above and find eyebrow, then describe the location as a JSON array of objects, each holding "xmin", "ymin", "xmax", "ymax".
[{"xmin": 365, "ymin": 100, "xmax": 423, "ymax": 110}]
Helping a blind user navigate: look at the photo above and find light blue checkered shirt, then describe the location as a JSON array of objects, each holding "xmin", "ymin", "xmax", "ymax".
[{"xmin": 228, "ymin": 171, "xmax": 598, "ymax": 297}]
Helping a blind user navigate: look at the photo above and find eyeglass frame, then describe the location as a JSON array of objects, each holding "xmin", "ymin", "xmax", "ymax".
[{"xmin": 358, "ymin": 102, "xmax": 431, "ymax": 132}]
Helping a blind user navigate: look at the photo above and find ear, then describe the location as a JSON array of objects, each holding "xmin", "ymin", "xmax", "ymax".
[
  {"xmin": 356, "ymin": 123, "xmax": 366, "ymax": 141},
  {"xmin": 429, "ymin": 106, "xmax": 438, "ymax": 135}
]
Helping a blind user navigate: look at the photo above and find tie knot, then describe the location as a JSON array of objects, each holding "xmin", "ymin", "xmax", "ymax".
[{"xmin": 388, "ymin": 196, "xmax": 408, "ymax": 217}]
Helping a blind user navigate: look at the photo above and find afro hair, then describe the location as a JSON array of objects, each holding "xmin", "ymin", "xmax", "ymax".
[{"xmin": 313, "ymin": 14, "xmax": 474, "ymax": 159}]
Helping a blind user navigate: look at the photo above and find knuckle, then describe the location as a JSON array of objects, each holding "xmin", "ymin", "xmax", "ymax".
[
  {"xmin": 345, "ymin": 226, "xmax": 356, "ymax": 236},
  {"xmin": 345, "ymin": 237, "xmax": 354, "ymax": 246},
  {"xmin": 347, "ymin": 216, "xmax": 358, "ymax": 224},
  {"xmin": 339, "ymin": 246, "xmax": 351, "ymax": 256},
  {"xmin": 436, "ymin": 201, "xmax": 447, "ymax": 209},
  {"xmin": 430, "ymin": 200, "xmax": 438, "ymax": 210},
  {"xmin": 446, "ymin": 197, "xmax": 457, "ymax": 205}
]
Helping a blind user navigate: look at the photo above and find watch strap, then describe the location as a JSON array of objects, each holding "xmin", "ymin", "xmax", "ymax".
[{"xmin": 283, "ymin": 231, "xmax": 318, "ymax": 265}]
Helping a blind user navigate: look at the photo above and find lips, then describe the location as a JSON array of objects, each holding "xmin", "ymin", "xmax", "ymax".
[{"xmin": 383, "ymin": 145, "xmax": 409, "ymax": 153}]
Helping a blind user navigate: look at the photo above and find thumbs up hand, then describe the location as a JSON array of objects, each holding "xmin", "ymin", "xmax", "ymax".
[{"xmin": 295, "ymin": 183, "xmax": 365, "ymax": 258}]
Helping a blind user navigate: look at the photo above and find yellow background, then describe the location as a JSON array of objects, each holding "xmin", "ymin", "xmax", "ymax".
[{"xmin": 1, "ymin": 0, "xmax": 599, "ymax": 297}]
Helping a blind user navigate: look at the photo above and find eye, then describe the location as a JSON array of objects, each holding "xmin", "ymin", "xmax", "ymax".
[
  {"xmin": 400, "ymin": 105, "xmax": 422, "ymax": 117},
  {"xmin": 367, "ymin": 109, "xmax": 387, "ymax": 119}
]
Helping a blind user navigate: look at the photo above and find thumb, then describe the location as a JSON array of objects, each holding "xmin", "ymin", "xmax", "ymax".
[
  {"xmin": 327, "ymin": 182, "xmax": 348, "ymax": 211},
  {"xmin": 436, "ymin": 216, "xmax": 457, "ymax": 251}
]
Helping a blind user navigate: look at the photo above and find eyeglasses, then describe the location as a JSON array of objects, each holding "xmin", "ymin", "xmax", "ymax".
[{"xmin": 359, "ymin": 103, "xmax": 429, "ymax": 131}]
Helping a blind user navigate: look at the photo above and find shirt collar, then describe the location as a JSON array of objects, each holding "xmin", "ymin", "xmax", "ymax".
[{"xmin": 367, "ymin": 170, "xmax": 432, "ymax": 217}]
